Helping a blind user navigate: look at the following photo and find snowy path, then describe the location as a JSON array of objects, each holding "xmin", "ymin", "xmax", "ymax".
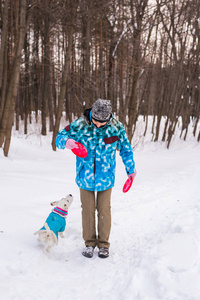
[{"xmin": 1, "ymin": 135, "xmax": 200, "ymax": 300}]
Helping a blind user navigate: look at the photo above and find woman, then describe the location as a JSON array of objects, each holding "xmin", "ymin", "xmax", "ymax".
[{"xmin": 56, "ymin": 99, "xmax": 136, "ymax": 258}]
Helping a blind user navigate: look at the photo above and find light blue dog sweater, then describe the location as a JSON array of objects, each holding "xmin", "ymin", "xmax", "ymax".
[{"xmin": 40, "ymin": 207, "xmax": 68, "ymax": 240}]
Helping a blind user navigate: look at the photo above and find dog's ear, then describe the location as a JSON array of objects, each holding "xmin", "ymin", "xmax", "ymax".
[{"xmin": 50, "ymin": 201, "xmax": 58, "ymax": 206}]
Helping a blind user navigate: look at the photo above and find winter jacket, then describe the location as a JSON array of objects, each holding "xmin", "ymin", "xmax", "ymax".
[{"xmin": 56, "ymin": 108, "xmax": 136, "ymax": 192}]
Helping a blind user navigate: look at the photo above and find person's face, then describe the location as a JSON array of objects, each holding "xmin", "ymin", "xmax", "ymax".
[{"xmin": 92, "ymin": 119, "xmax": 107, "ymax": 128}]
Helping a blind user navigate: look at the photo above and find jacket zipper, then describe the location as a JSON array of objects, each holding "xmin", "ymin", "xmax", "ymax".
[
  {"xmin": 94, "ymin": 154, "xmax": 96, "ymax": 174},
  {"xmin": 94, "ymin": 130, "xmax": 97, "ymax": 175}
]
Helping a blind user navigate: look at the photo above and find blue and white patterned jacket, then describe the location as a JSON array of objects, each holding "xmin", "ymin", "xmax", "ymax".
[{"xmin": 56, "ymin": 109, "xmax": 136, "ymax": 192}]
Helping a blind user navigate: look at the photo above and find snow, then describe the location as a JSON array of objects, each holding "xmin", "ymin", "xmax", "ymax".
[{"xmin": 1, "ymin": 118, "xmax": 200, "ymax": 300}]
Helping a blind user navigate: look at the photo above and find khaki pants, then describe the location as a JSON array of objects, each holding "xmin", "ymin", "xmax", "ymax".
[{"xmin": 80, "ymin": 188, "xmax": 112, "ymax": 248}]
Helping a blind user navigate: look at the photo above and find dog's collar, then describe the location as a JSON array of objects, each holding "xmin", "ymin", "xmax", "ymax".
[{"xmin": 53, "ymin": 207, "xmax": 68, "ymax": 218}]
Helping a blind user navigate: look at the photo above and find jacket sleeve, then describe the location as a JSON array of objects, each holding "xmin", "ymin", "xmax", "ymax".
[
  {"xmin": 117, "ymin": 123, "xmax": 136, "ymax": 175},
  {"xmin": 56, "ymin": 125, "xmax": 71, "ymax": 149}
]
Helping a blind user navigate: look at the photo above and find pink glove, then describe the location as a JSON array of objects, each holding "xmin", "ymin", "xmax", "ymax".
[
  {"xmin": 65, "ymin": 139, "xmax": 78, "ymax": 150},
  {"xmin": 128, "ymin": 172, "xmax": 137, "ymax": 180}
]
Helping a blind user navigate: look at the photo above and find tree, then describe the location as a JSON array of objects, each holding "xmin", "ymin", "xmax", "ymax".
[{"xmin": 0, "ymin": 0, "xmax": 33, "ymax": 156}]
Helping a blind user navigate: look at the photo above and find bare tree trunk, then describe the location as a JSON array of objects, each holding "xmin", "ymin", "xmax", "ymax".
[
  {"xmin": 127, "ymin": 0, "xmax": 148, "ymax": 141},
  {"xmin": 0, "ymin": 0, "xmax": 30, "ymax": 156},
  {"xmin": 0, "ymin": 0, "xmax": 8, "ymax": 92},
  {"xmin": 0, "ymin": 0, "xmax": 9, "ymax": 122},
  {"xmin": 48, "ymin": 49, "xmax": 54, "ymax": 132},
  {"xmin": 127, "ymin": 74, "xmax": 139, "ymax": 140},
  {"xmin": 52, "ymin": 3, "xmax": 74, "ymax": 151},
  {"xmin": 0, "ymin": 40, "xmax": 8, "ymax": 122},
  {"xmin": 41, "ymin": 0, "xmax": 51, "ymax": 136},
  {"xmin": 24, "ymin": 33, "xmax": 30, "ymax": 135}
]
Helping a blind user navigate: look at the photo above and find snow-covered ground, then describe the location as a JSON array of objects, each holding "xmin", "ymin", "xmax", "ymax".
[{"xmin": 1, "ymin": 117, "xmax": 200, "ymax": 300}]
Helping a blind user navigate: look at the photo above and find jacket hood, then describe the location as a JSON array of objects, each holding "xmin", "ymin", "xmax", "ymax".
[
  {"xmin": 83, "ymin": 108, "xmax": 113, "ymax": 126},
  {"xmin": 83, "ymin": 108, "xmax": 92, "ymax": 125}
]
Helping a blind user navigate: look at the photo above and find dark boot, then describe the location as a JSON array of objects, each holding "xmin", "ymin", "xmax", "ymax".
[
  {"xmin": 98, "ymin": 247, "xmax": 109, "ymax": 258},
  {"xmin": 82, "ymin": 246, "xmax": 95, "ymax": 258}
]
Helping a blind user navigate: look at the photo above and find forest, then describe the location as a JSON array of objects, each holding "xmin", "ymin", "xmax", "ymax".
[{"xmin": 0, "ymin": 0, "xmax": 199, "ymax": 156}]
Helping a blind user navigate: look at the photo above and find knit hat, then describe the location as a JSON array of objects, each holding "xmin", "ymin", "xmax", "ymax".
[{"xmin": 91, "ymin": 99, "xmax": 112, "ymax": 122}]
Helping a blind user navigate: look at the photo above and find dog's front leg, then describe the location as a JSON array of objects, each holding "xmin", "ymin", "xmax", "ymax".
[{"xmin": 59, "ymin": 232, "xmax": 65, "ymax": 238}]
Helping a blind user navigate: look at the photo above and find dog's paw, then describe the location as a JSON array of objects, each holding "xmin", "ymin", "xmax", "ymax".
[{"xmin": 59, "ymin": 232, "xmax": 65, "ymax": 238}]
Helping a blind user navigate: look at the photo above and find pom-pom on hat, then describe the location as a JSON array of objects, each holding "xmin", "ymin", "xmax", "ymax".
[{"xmin": 91, "ymin": 99, "xmax": 112, "ymax": 123}]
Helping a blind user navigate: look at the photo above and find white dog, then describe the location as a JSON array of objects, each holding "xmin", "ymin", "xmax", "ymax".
[{"xmin": 34, "ymin": 194, "xmax": 73, "ymax": 251}]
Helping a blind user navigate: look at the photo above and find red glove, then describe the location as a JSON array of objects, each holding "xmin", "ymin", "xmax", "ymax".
[
  {"xmin": 65, "ymin": 139, "xmax": 78, "ymax": 150},
  {"xmin": 128, "ymin": 173, "xmax": 137, "ymax": 181}
]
